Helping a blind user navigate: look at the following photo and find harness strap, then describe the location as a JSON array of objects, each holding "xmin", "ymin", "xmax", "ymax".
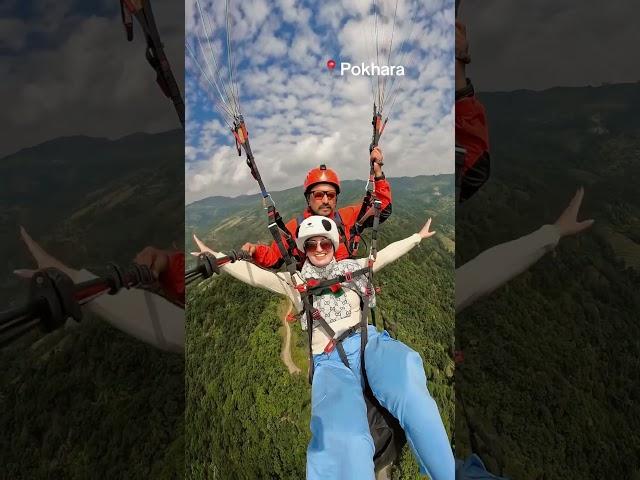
[
  {"xmin": 333, "ymin": 325, "xmax": 359, "ymax": 367},
  {"xmin": 233, "ymin": 119, "xmax": 302, "ymax": 264},
  {"xmin": 323, "ymin": 302, "xmax": 371, "ymax": 373},
  {"xmin": 120, "ymin": 1, "xmax": 133, "ymax": 40},
  {"xmin": 360, "ymin": 197, "xmax": 381, "ymax": 372},
  {"xmin": 304, "ymin": 267, "xmax": 370, "ymax": 294},
  {"xmin": 123, "ymin": 0, "xmax": 185, "ymax": 127},
  {"xmin": 360, "ymin": 302, "xmax": 370, "ymax": 383},
  {"xmin": 235, "ymin": 119, "xmax": 270, "ymax": 199},
  {"xmin": 349, "ymin": 193, "xmax": 372, "ymax": 254}
]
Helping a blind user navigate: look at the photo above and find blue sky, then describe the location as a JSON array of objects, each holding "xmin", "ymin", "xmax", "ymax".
[{"xmin": 185, "ymin": 0, "xmax": 455, "ymax": 201}]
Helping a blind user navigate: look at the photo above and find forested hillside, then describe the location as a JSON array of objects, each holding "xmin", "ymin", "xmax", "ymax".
[
  {"xmin": 1, "ymin": 130, "xmax": 185, "ymax": 307},
  {"xmin": 186, "ymin": 175, "xmax": 455, "ymax": 479},
  {"xmin": 0, "ymin": 131, "xmax": 185, "ymax": 478},
  {"xmin": 456, "ymin": 83, "xmax": 640, "ymax": 479}
]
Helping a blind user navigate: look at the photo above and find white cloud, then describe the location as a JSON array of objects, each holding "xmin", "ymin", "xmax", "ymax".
[
  {"xmin": 1, "ymin": 0, "xmax": 185, "ymax": 157},
  {"xmin": 0, "ymin": 19, "xmax": 28, "ymax": 50},
  {"xmin": 186, "ymin": 0, "xmax": 453, "ymax": 202},
  {"xmin": 460, "ymin": 0, "xmax": 640, "ymax": 91}
]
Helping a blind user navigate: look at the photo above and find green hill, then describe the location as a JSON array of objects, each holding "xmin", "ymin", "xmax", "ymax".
[
  {"xmin": 0, "ymin": 131, "xmax": 185, "ymax": 479},
  {"xmin": 1, "ymin": 129, "xmax": 185, "ymax": 307},
  {"xmin": 186, "ymin": 175, "xmax": 455, "ymax": 479},
  {"xmin": 456, "ymin": 82, "xmax": 640, "ymax": 478}
]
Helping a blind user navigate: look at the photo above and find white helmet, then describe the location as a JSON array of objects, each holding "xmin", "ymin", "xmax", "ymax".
[{"xmin": 295, "ymin": 216, "xmax": 340, "ymax": 252}]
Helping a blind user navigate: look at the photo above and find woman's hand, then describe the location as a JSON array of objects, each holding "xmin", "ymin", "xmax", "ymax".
[
  {"xmin": 191, "ymin": 234, "xmax": 216, "ymax": 257},
  {"xmin": 419, "ymin": 218, "xmax": 436, "ymax": 239},
  {"xmin": 554, "ymin": 187, "xmax": 594, "ymax": 237},
  {"xmin": 14, "ymin": 226, "xmax": 79, "ymax": 280}
]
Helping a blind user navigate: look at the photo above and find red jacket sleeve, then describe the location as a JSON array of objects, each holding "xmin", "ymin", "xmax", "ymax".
[
  {"xmin": 251, "ymin": 217, "xmax": 299, "ymax": 269},
  {"xmin": 159, "ymin": 251, "xmax": 185, "ymax": 306},
  {"xmin": 343, "ymin": 177, "xmax": 393, "ymax": 231},
  {"xmin": 455, "ymin": 96, "xmax": 490, "ymax": 174},
  {"xmin": 339, "ymin": 177, "xmax": 393, "ymax": 227},
  {"xmin": 373, "ymin": 177, "xmax": 392, "ymax": 211}
]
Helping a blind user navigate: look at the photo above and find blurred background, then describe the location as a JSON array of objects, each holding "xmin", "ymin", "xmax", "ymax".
[
  {"xmin": 0, "ymin": 1, "xmax": 185, "ymax": 477},
  {"xmin": 456, "ymin": 1, "xmax": 640, "ymax": 478}
]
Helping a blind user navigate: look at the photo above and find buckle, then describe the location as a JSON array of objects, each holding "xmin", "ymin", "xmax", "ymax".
[
  {"xmin": 324, "ymin": 338, "xmax": 336, "ymax": 353},
  {"xmin": 344, "ymin": 271, "xmax": 353, "ymax": 282}
]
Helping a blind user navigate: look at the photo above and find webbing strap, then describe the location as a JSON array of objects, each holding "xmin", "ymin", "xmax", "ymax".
[
  {"xmin": 301, "ymin": 196, "xmax": 381, "ymax": 384},
  {"xmin": 131, "ymin": 7, "xmax": 185, "ymax": 128},
  {"xmin": 305, "ymin": 267, "xmax": 370, "ymax": 294},
  {"xmin": 350, "ymin": 102, "xmax": 386, "ymax": 254},
  {"xmin": 303, "ymin": 296, "xmax": 315, "ymax": 383},
  {"xmin": 349, "ymin": 195, "xmax": 372, "ymax": 254},
  {"xmin": 359, "ymin": 198, "xmax": 381, "ymax": 379},
  {"xmin": 313, "ymin": 309, "xmax": 336, "ymax": 340},
  {"xmin": 360, "ymin": 302, "xmax": 370, "ymax": 384},
  {"xmin": 328, "ymin": 303, "xmax": 370, "ymax": 375},
  {"xmin": 370, "ymin": 200, "xmax": 382, "ymax": 260},
  {"xmin": 120, "ymin": 1, "xmax": 133, "ymax": 40},
  {"xmin": 235, "ymin": 121, "xmax": 301, "ymax": 263},
  {"xmin": 242, "ymin": 141, "xmax": 270, "ymax": 199},
  {"xmin": 267, "ymin": 207, "xmax": 295, "ymax": 258}
]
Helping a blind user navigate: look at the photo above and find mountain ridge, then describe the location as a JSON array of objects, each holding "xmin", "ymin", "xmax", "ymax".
[{"xmin": 1, "ymin": 128, "xmax": 182, "ymax": 161}]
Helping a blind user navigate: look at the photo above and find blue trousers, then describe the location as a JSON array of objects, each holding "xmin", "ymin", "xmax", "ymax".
[{"xmin": 307, "ymin": 326, "xmax": 455, "ymax": 480}]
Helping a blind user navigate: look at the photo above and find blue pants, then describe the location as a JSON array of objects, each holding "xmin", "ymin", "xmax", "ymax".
[{"xmin": 307, "ymin": 326, "xmax": 455, "ymax": 480}]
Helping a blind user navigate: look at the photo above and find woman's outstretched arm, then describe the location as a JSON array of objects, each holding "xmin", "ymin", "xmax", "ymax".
[
  {"xmin": 362, "ymin": 217, "xmax": 436, "ymax": 273},
  {"xmin": 192, "ymin": 234, "xmax": 297, "ymax": 301},
  {"xmin": 15, "ymin": 227, "xmax": 184, "ymax": 352},
  {"xmin": 455, "ymin": 188, "xmax": 594, "ymax": 313}
]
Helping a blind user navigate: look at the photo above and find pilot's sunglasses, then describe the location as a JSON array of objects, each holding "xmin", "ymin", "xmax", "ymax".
[
  {"xmin": 304, "ymin": 239, "xmax": 334, "ymax": 253},
  {"xmin": 310, "ymin": 190, "xmax": 337, "ymax": 201}
]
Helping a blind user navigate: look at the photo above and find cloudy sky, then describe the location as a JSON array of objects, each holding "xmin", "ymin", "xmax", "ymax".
[
  {"xmin": 185, "ymin": 0, "xmax": 455, "ymax": 201},
  {"xmin": 0, "ymin": 0, "xmax": 184, "ymax": 158},
  {"xmin": 459, "ymin": 0, "xmax": 640, "ymax": 92}
]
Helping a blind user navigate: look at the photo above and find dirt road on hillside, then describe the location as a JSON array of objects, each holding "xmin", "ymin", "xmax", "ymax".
[{"xmin": 281, "ymin": 305, "xmax": 301, "ymax": 375}]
